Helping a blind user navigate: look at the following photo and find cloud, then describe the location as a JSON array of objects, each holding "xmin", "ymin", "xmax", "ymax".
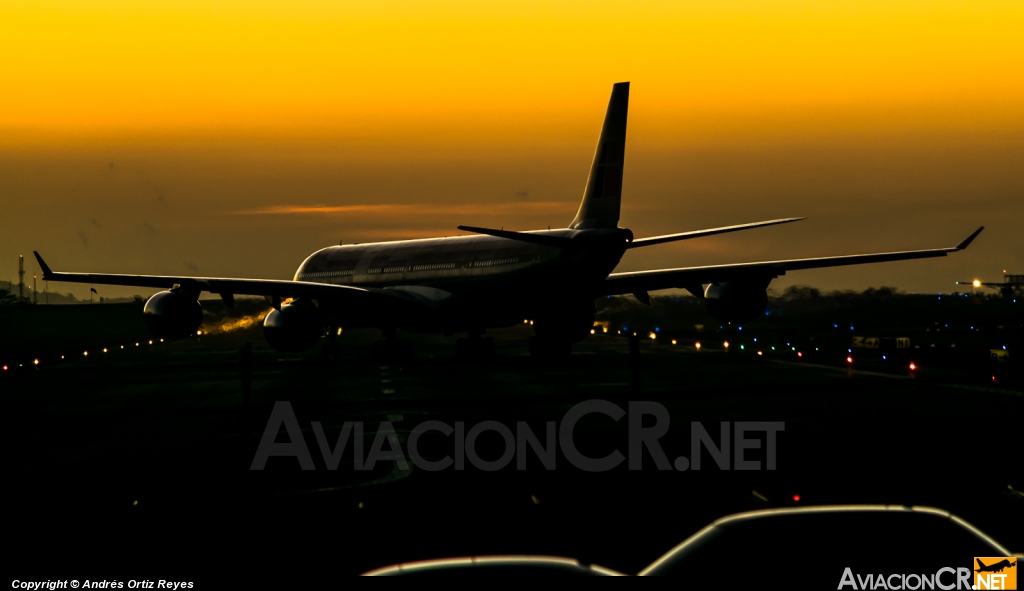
[
  {"xmin": 77, "ymin": 230, "xmax": 88, "ymax": 248},
  {"xmin": 141, "ymin": 222, "xmax": 158, "ymax": 234},
  {"xmin": 184, "ymin": 262, "xmax": 200, "ymax": 272},
  {"xmin": 229, "ymin": 201, "xmax": 573, "ymax": 216},
  {"xmin": 90, "ymin": 218, "xmax": 102, "ymax": 228}
]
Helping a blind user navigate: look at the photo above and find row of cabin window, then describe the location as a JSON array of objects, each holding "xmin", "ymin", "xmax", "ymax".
[
  {"xmin": 364, "ymin": 257, "xmax": 521, "ymax": 274},
  {"xmin": 307, "ymin": 270, "xmax": 354, "ymax": 278},
  {"xmin": 473, "ymin": 257, "xmax": 519, "ymax": 267},
  {"xmin": 305, "ymin": 257, "xmax": 526, "ymax": 279},
  {"xmin": 368, "ymin": 262, "xmax": 457, "ymax": 274}
]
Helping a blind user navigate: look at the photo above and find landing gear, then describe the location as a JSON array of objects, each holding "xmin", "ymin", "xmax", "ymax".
[
  {"xmin": 529, "ymin": 336, "xmax": 572, "ymax": 359},
  {"xmin": 322, "ymin": 340, "xmax": 343, "ymax": 363},
  {"xmin": 322, "ymin": 327, "xmax": 342, "ymax": 363},
  {"xmin": 455, "ymin": 335, "xmax": 496, "ymax": 360}
]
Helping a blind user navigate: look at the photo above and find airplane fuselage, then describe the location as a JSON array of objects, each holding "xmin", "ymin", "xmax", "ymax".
[{"xmin": 293, "ymin": 228, "xmax": 631, "ymax": 334}]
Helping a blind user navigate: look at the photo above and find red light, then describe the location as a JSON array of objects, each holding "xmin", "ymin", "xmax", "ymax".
[
  {"xmin": 846, "ymin": 356, "xmax": 853, "ymax": 363},
  {"xmin": 992, "ymin": 375, "xmax": 997, "ymax": 383},
  {"xmin": 797, "ymin": 352, "xmax": 803, "ymax": 358},
  {"xmin": 792, "ymin": 495, "xmax": 801, "ymax": 502},
  {"xmin": 909, "ymin": 362, "xmax": 916, "ymax": 370},
  {"xmin": 2, "ymin": 365, "xmax": 7, "ymax": 371}
]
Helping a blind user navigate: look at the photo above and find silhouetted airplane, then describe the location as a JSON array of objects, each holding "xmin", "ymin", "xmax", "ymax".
[
  {"xmin": 34, "ymin": 82, "xmax": 984, "ymax": 357},
  {"xmin": 976, "ymin": 558, "xmax": 1016, "ymax": 573}
]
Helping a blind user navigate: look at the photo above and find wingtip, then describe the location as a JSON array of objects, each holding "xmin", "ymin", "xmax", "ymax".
[
  {"xmin": 955, "ymin": 226, "xmax": 984, "ymax": 250},
  {"xmin": 33, "ymin": 251, "xmax": 53, "ymax": 277}
]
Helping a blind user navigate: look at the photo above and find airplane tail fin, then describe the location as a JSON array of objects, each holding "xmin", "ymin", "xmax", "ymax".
[
  {"xmin": 976, "ymin": 559, "xmax": 987, "ymax": 571},
  {"xmin": 569, "ymin": 82, "xmax": 629, "ymax": 230}
]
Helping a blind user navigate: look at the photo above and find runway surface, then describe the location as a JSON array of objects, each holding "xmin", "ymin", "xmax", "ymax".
[{"xmin": 5, "ymin": 324, "xmax": 1022, "ymax": 580}]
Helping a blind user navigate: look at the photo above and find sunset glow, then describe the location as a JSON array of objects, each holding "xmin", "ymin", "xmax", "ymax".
[
  {"xmin": 3, "ymin": 1, "xmax": 1023, "ymax": 136},
  {"xmin": 2, "ymin": 1, "xmax": 1021, "ymax": 299}
]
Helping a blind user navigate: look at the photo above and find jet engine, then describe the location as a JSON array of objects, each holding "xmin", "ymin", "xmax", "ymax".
[
  {"xmin": 143, "ymin": 290, "xmax": 203, "ymax": 339},
  {"xmin": 703, "ymin": 282, "xmax": 769, "ymax": 324},
  {"xmin": 263, "ymin": 300, "xmax": 323, "ymax": 352}
]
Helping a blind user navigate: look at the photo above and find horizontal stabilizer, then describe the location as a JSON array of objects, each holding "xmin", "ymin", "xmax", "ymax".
[
  {"xmin": 627, "ymin": 218, "xmax": 805, "ymax": 248},
  {"xmin": 457, "ymin": 226, "xmax": 576, "ymax": 249}
]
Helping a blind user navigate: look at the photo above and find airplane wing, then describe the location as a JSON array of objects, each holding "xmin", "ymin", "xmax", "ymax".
[
  {"xmin": 600, "ymin": 227, "xmax": 983, "ymax": 296},
  {"xmin": 32, "ymin": 252, "xmax": 414, "ymax": 307}
]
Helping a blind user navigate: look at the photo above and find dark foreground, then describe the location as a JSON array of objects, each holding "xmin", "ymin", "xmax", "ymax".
[{"xmin": 4, "ymin": 322, "xmax": 1022, "ymax": 584}]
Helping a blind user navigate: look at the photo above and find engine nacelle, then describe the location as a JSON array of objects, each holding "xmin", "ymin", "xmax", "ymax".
[
  {"xmin": 703, "ymin": 282, "xmax": 768, "ymax": 324},
  {"xmin": 263, "ymin": 301, "xmax": 323, "ymax": 352},
  {"xmin": 143, "ymin": 290, "xmax": 203, "ymax": 339}
]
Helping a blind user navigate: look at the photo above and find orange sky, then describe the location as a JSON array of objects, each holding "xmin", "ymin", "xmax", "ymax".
[{"xmin": 2, "ymin": 1, "xmax": 1022, "ymax": 298}]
